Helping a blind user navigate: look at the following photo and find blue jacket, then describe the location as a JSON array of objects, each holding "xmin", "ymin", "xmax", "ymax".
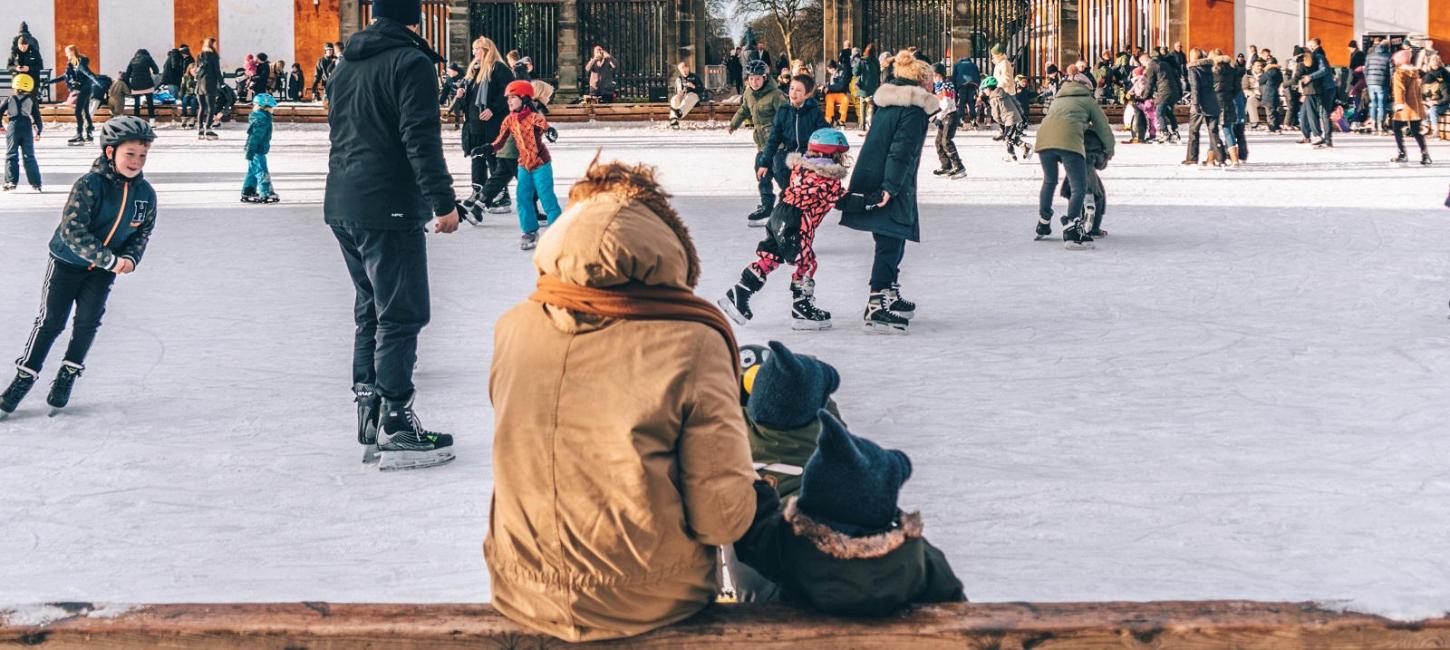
[
  {"xmin": 246, "ymin": 109, "xmax": 274, "ymax": 157},
  {"xmin": 1364, "ymin": 43, "xmax": 1393, "ymax": 89},
  {"xmin": 952, "ymin": 58, "xmax": 980, "ymax": 87},
  {"xmin": 49, "ymin": 156, "xmax": 158, "ymax": 272},
  {"xmin": 757, "ymin": 97, "xmax": 828, "ymax": 169},
  {"xmin": 1309, "ymin": 48, "xmax": 1336, "ymax": 96}
]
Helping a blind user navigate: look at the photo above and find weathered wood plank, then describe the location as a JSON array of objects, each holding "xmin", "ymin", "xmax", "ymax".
[{"xmin": 2, "ymin": 601, "xmax": 1447, "ymax": 649}]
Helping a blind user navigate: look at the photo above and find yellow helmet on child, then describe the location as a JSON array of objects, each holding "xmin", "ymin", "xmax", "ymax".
[{"xmin": 12, "ymin": 74, "xmax": 35, "ymax": 93}]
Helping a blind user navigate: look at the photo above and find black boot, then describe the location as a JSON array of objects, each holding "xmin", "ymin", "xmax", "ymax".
[
  {"xmin": 376, "ymin": 395, "xmax": 456, "ymax": 471},
  {"xmin": 1391, "ymin": 150, "xmax": 1408, "ymax": 163},
  {"xmin": 1034, "ymin": 218, "xmax": 1053, "ymax": 240},
  {"xmin": 45, "ymin": 361, "xmax": 84, "ymax": 410},
  {"xmin": 459, "ymin": 184, "xmax": 486, "ymax": 225},
  {"xmin": 1, "ymin": 366, "xmax": 39, "ymax": 414},
  {"xmin": 863, "ymin": 292, "xmax": 910, "ymax": 334},
  {"xmin": 790, "ymin": 278, "xmax": 832, "ymax": 330},
  {"xmin": 1423, "ymin": 151, "xmax": 1434, "ymax": 166},
  {"xmin": 354, "ymin": 383, "xmax": 382, "ymax": 463},
  {"xmin": 747, "ymin": 203, "xmax": 771, "ymax": 226},
  {"xmin": 885, "ymin": 283, "xmax": 916, "ymax": 320},
  {"xmin": 719, "ymin": 267, "xmax": 766, "ymax": 324}
]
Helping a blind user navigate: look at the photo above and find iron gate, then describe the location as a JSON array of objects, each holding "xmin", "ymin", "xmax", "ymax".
[
  {"xmin": 470, "ymin": 0, "xmax": 561, "ymax": 86},
  {"xmin": 862, "ymin": 0, "xmax": 951, "ymax": 61},
  {"xmin": 359, "ymin": 0, "xmax": 452, "ymax": 66},
  {"xmin": 959, "ymin": 0, "xmax": 1034, "ymax": 72},
  {"xmin": 578, "ymin": 0, "xmax": 671, "ymax": 100}
]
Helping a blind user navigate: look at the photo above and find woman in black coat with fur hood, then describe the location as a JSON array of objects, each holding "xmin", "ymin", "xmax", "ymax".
[
  {"xmin": 839, "ymin": 50, "xmax": 937, "ymax": 334},
  {"xmin": 458, "ymin": 36, "xmax": 514, "ymax": 219}
]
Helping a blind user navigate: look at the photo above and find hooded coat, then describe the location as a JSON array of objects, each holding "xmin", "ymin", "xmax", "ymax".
[
  {"xmin": 486, "ymin": 165, "xmax": 758, "ymax": 643},
  {"xmin": 757, "ymin": 97, "xmax": 829, "ymax": 168},
  {"xmin": 1187, "ymin": 58, "xmax": 1220, "ymax": 116},
  {"xmin": 160, "ymin": 49, "xmax": 185, "ymax": 87},
  {"xmin": 1364, "ymin": 43, "xmax": 1393, "ymax": 90},
  {"xmin": 1391, "ymin": 67, "xmax": 1425, "ymax": 122},
  {"xmin": 838, "ymin": 78, "xmax": 935, "ymax": 242},
  {"xmin": 730, "ymin": 82, "xmax": 786, "ymax": 150},
  {"xmin": 323, "ymin": 17, "xmax": 454, "ymax": 229},
  {"xmin": 1034, "ymin": 82, "xmax": 1116, "ymax": 159},
  {"xmin": 125, "ymin": 49, "xmax": 159, "ymax": 91}
]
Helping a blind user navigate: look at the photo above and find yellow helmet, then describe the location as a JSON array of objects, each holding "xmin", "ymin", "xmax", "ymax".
[{"xmin": 12, "ymin": 74, "xmax": 35, "ymax": 93}]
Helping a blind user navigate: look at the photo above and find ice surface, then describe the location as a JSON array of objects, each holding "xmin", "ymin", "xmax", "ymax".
[{"xmin": 1, "ymin": 121, "xmax": 1447, "ymax": 618}]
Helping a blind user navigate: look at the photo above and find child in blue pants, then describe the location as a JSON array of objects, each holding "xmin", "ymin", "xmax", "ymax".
[
  {"xmin": 492, "ymin": 80, "xmax": 562, "ymax": 250},
  {"xmin": 3, "ymin": 73, "xmax": 44, "ymax": 192},
  {"xmin": 242, "ymin": 93, "xmax": 278, "ymax": 203}
]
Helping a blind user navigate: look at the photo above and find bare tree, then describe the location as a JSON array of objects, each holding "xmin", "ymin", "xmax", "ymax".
[{"xmin": 734, "ymin": 0, "xmax": 818, "ymax": 62}]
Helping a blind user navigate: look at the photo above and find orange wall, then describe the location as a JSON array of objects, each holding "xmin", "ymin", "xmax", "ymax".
[
  {"xmin": 174, "ymin": 0, "xmax": 221, "ymax": 59},
  {"xmin": 54, "ymin": 0, "xmax": 100, "ymax": 80},
  {"xmin": 1186, "ymin": 0, "xmax": 1234, "ymax": 54},
  {"xmin": 295, "ymin": 0, "xmax": 341, "ymax": 97},
  {"xmin": 1306, "ymin": 0, "xmax": 1353, "ymax": 66},
  {"xmin": 1429, "ymin": 0, "xmax": 1450, "ymax": 59}
]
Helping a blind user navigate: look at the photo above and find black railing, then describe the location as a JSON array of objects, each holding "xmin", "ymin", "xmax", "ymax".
[
  {"xmin": 578, "ymin": 0, "xmax": 671, "ymax": 100},
  {"xmin": 470, "ymin": 0, "xmax": 561, "ymax": 87},
  {"xmin": 359, "ymin": 0, "xmax": 453, "ymax": 69},
  {"xmin": 862, "ymin": 0, "xmax": 952, "ymax": 62}
]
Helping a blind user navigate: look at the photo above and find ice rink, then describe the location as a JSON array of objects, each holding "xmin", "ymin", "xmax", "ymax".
[{"xmin": 1, "ymin": 119, "xmax": 1447, "ymax": 619}]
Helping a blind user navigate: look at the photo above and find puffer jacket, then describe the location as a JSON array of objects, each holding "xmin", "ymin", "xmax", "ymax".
[
  {"xmin": 1212, "ymin": 58, "xmax": 1240, "ymax": 122},
  {"xmin": 1364, "ymin": 43, "xmax": 1393, "ymax": 89},
  {"xmin": 839, "ymin": 78, "xmax": 935, "ymax": 242},
  {"xmin": 1391, "ymin": 67, "xmax": 1425, "ymax": 121},
  {"xmin": 246, "ymin": 108, "xmax": 273, "ymax": 157},
  {"xmin": 1034, "ymin": 82, "xmax": 1116, "ymax": 159},
  {"xmin": 125, "ymin": 50, "xmax": 159, "ymax": 91},
  {"xmin": 1259, "ymin": 64, "xmax": 1283, "ymax": 106},
  {"xmin": 988, "ymin": 86, "xmax": 1024, "ymax": 126},
  {"xmin": 758, "ymin": 97, "xmax": 829, "ymax": 168},
  {"xmin": 1187, "ymin": 58, "xmax": 1220, "ymax": 115},
  {"xmin": 730, "ymin": 82, "xmax": 786, "ymax": 150},
  {"xmin": 49, "ymin": 156, "xmax": 157, "ymax": 272},
  {"xmin": 486, "ymin": 167, "xmax": 758, "ymax": 643}
]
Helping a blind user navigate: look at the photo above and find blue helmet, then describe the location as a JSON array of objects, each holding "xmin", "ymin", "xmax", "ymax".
[
  {"xmin": 807, "ymin": 127, "xmax": 849, "ymax": 155},
  {"xmin": 253, "ymin": 93, "xmax": 278, "ymax": 108}
]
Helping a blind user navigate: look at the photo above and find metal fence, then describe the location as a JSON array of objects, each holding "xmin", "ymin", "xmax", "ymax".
[
  {"xmin": 578, "ymin": 0, "xmax": 672, "ymax": 100},
  {"xmin": 470, "ymin": 0, "xmax": 561, "ymax": 86},
  {"xmin": 359, "ymin": 0, "xmax": 452, "ymax": 66},
  {"xmin": 862, "ymin": 0, "xmax": 951, "ymax": 61},
  {"xmin": 1079, "ymin": 0, "xmax": 1171, "ymax": 61}
]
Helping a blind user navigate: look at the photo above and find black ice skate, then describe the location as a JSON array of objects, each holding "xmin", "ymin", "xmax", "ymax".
[
  {"xmin": 261, "ymin": 194, "xmax": 280, "ymax": 204},
  {"xmin": 747, "ymin": 204, "xmax": 771, "ymax": 227},
  {"xmin": 932, "ymin": 167, "xmax": 953, "ymax": 176},
  {"xmin": 1034, "ymin": 219, "xmax": 1053, "ymax": 240},
  {"xmin": 355, "ymin": 383, "xmax": 382, "ymax": 463},
  {"xmin": 376, "ymin": 396, "xmax": 456, "ymax": 471},
  {"xmin": 863, "ymin": 292, "xmax": 909, "ymax": 334},
  {"xmin": 1422, "ymin": 152, "xmax": 1433, "ymax": 166},
  {"xmin": 520, "ymin": 230, "xmax": 539, "ymax": 250},
  {"xmin": 67, "ymin": 136, "xmax": 87, "ymax": 147},
  {"xmin": 1, "ymin": 366, "xmax": 39, "ymax": 415},
  {"xmin": 1063, "ymin": 227, "xmax": 1096, "ymax": 251},
  {"xmin": 45, "ymin": 361, "xmax": 84, "ymax": 413},
  {"xmin": 2, "ymin": 183, "xmax": 14, "ymax": 191},
  {"xmin": 790, "ymin": 278, "xmax": 832, "ymax": 331},
  {"xmin": 948, "ymin": 166, "xmax": 967, "ymax": 179},
  {"xmin": 884, "ymin": 283, "xmax": 916, "ymax": 320},
  {"xmin": 719, "ymin": 267, "xmax": 765, "ymax": 325},
  {"xmin": 459, "ymin": 184, "xmax": 486, "ymax": 224}
]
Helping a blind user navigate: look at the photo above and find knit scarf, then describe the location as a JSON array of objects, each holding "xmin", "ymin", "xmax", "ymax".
[{"xmin": 531, "ymin": 275, "xmax": 740, "ymax": 380}]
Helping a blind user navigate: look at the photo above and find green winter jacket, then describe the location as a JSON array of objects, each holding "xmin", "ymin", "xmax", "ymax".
[
  {"xmin": 246, "ymin": 109, "xmax": 274, "ymax": 157},
  {"xmin": 730, "ymin": 83, "xmax": 787, "ymax": 151},
  {"xmin": 1033, "ymin": 82, "xmax": 1116, "ymax": 159},
  {"xmin": 853, "ymin": 57, "xmax": 881, "ymax": 97},
  {"xmin": 735, "ymin": 485, "xmax": 966, "ymax": 617},
  {"xmin": 747, "ymin": 399, "xmax": 841, "ymax": 497}
]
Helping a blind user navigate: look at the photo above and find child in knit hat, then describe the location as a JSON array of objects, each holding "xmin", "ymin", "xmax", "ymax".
[
  {"xmin": 740, "ymin": 341, "xmax": 842, "ymax": 496},
  {"xmin": 734, "ymin": 409, "xmax": 965, "ymax": 615}
]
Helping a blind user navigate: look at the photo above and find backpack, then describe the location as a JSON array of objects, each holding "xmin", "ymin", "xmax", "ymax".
[{"xmin": 765, "ymin": 201, "xmax": 804, "ymax": 260}]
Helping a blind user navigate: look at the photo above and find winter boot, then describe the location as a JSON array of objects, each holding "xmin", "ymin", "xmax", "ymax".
[
  {"xmin": 0, "ymin": 366, "xmax": 39, "ymax": 414},
  {"xmin": 719, "ymin": 266, "xmax": 766, "ymax": 325},
  {"xmin": 1422, "ymin": 151, "xmax": 1434, "ymax": 166},
  {"xmin": 355, "ymin": 383, "xmax": 382, "ymax": 463},
  {"xmin": 520, "ymin": 230, "xmax": 539, "ymax": 251},
  {"xmin": 1391, "ymin": 150, "xmax": 1408, "ymax": 163},
  {"xmin": 45, "ymin": 361, "xmax": 84, "ymax": 411},
  {"xmin": 932, "ymin": 166, "xmax": 953, "ymax": 176},
  {"xmin": 884, "ymin": 283, "xmax": 916, "ymax": 320},
  {"xmin": 376, "ymin": 396, "xmax": 456, "ymax": 471},
  {"xmin": 863, "ymin": 292, "xmax": 910, "ymax": 334},
  {"xmin": 790, "ymin": 278, "xmax": 832, "ymax": 330}
]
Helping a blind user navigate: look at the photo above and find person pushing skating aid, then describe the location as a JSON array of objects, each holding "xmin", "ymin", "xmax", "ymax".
[{"xmin": 1, "ymin": 116, "xmax": 158, "ymax": 417}]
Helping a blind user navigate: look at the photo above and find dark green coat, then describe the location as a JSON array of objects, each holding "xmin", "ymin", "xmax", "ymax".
[
  {"xmin": 1033, "ymin": 82, "xmax": 1116, "ymax": 159},
  {"xmin": 839, "ymin": 79, "xmax": 937, "ymax": 242},
  {"xmin": 747, "ymin": 400, "xmax": 842, "ymax": 497},
  {"xmin": 735, "ymin": 486, "xmax": 966, "ymax": 617},
  {"xmin": 730, "ymin": 83, "xmax": 787, "ymax": 151}
]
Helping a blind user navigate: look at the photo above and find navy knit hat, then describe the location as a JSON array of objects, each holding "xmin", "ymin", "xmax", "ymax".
[
  {"xmin": 373, "ymin": 0, "xmax": 422, "ymax": 25},
  {"xmin": 746, "ymin": 341, "xmax": 840, "ymax": 430},
  {"xmin": 797, "ymin": 410, "xmax": 913, "ymax": 533}
]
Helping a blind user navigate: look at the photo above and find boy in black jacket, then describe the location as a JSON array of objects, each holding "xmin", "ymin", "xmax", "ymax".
[
  {"xmin": 757, "ymin": 75, "xmax": 829, "ymax": 198},
  {"xmin": 734, "ymin": 408, "xmax": 966, "ymax": 615},
  {"xmin": 1, "ymin": 117, "xmax": 158, "ymax": 416}
]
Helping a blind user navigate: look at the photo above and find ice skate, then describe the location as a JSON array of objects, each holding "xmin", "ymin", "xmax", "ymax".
[
  {"xmin": 884, "ymin": 283, "xmax": 916, "ymax": 320},
  {"xmin": 1034, "ymin": 219, "xmax": 1053, "ymax": 241},
  {"xmin": 1021, "ymin": 143, "xmax": 1034, "ymax": 160},
  {"xmin": 376, "ymin": 396, "xmax": 455, "ymax": 471},
  {"xmin": 747, "ymin": 203, "xmax": 771, "ymax": 227},
  {"xmin": 354, "ymin": 383, "xmax": 381, "ymax": 464},
  {"xmin": 1, "ymin": 366, "xmax": 39, "ymax": 415},
  {"xmin": 1391, "ymin": 152, "xmax": 1408, "ymax": 164},
  {"xmin": 45, "ymin": 361, "xmax": 84, "ymax": 413},
  {"xmin": 949, "ymin": 166, "xmax": 967, "ymax": 179},
  {"xmin": 241, "ymin": 192, "xmax": 261, "ymax": 203},
  {"xmin": 932, "ymin": 167, "xmax": 953, "ymax": 176},
  {"xmin": 1422, "ymin": 152, "xmax": 1433, "ymax": 166},
  {"xmin": 1063, "ymin": 226, "xmax": 1096, "ymax": 250},
  {"xmin": 31, "ymin": 185, "xmax": 41, "ymax": 193},
  {"xmin": 863, "ymin": 292, "xmax": 909, "ymax": 334},
  {"xmin": 458, "ymin": 184, "xmax": 486, "ymax": 225},
  {"xmin": 2, "ymin": 183, "xmax": 13, "ymax": 192},
  {"xmin": 719, "ymin": 267, "xmax": 765, "ymax": 325},
  {"xmin": 520, "ymin": 230, "xmax": 539, "ymax": 251},
  {"xmin": 67, "ymin": 136, "xmax": 87, "ymax": 146},
  {"xmin": 261, "ymin": 194, "xmax": 280, "ymax": 204},
  {"xmin": 790, "ymin": 278, "xmax": 832, "ymax": 331}
]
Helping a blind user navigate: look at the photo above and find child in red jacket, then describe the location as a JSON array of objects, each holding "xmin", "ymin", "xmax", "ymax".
[
  {"xmin": 721, "ymin": 127, "xmax": 850, "ymax": 331},
  {"xmin": 492, "ymin": 80, "xmax": 562, "ymax": 251}
]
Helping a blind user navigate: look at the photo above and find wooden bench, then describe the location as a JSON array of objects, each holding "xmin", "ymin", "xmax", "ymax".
[
  {"xmin": 3, "ymin": 601, "xmax": 1447, "ymax": 648},
  {"xmin": 0, "ymin": 68, "xmax": 53, "ymax": 103}
]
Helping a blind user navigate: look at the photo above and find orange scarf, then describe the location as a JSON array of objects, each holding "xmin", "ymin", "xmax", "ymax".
[{"xmin": 531, "ymin": 275, "xmax": 740, "ymax": 380}]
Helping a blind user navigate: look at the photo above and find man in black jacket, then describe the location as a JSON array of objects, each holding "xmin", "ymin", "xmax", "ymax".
[
  {"xmin": 324, "ymin": 0, "xmax": 460, "ymax": 471},
  {"xmin": 312, "ymin": 42, "xmax": 338, "ymax": 101}
]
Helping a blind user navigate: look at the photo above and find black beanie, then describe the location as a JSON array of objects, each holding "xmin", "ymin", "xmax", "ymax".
[
  {"xmin": 797, "ymin": 410, "xmax": 913, "ymax": 533},
  {"xmin": 373, "ymin": 0, "xmax": 422, "ymax": 25},
  {"xmin": 746, "ymin": 341, "xmax": 840, "ymax": 430}
]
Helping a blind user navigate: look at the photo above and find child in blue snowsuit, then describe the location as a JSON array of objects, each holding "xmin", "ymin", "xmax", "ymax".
[{"xmin": 242, "ymin": 93, "xmax": 278, "ymax": 203}]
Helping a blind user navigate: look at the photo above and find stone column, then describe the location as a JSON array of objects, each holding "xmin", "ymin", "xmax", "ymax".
[
  {"xmin": 822, "ymin": 0, "xmax": 862, "ymax": 58},
  {"xmin": 950, "ymin": 0, "xmax": 973, "ymax": 59},
  {"xmin": 448, "ymin": 0, "xmax": 471, "ymax": 64},
  {"xmin": 340, "ymin": 0, "xmax": 364, "ymax": 40},
  {"xmin": 1057, "ymin": 0, "xmax": 1081, "ymax": 67},
  {"xmin": 557, "ymin": 0, "xmax": 582, "ymax": 99}
]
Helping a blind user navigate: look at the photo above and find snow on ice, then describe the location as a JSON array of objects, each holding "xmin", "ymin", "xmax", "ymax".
[{"xmin": 0, "ymin": 122, "xmax": 1447, "ymax": 619}]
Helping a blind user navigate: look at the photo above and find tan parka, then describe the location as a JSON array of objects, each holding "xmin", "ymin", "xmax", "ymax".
[{"xmin": 485, "ymin": 163, "xmax": 758, "ymax": 643}]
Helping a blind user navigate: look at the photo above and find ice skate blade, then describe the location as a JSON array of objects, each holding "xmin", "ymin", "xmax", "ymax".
[
  {"xmin": 485, "ymin": 206, "xmax": 511, "ymax": 214},
  {"xmin": 718, "ymin": 297, "xmax": 750, "ymax": 326},
  {"xmin": 378, "ymin": 448, "xmax": 456, "ymax": 471},
  {"xmin": 361, "ymin": 444, "xmax": 380, "ymax": 464},
  {"xmin": 47, "ymin": 408, "xmax": 62, "ymax": 418},
  {"xmin": 790, "ymin": 319, "xmax": 832, "ymax": 331},
  {"xmin": 862, "ymin": 321, "xmax": 908, "ymax": 335},
  {"xmin": 1034, "ymin": 234, "xmax": 1054, "ymax": 241},
  {"xmin": 1064, "ymin": 241, "xmax": 1096, "ymax": 251},
  {"xmin": 746, "ymin": 220, "xmax": 768, "ymax": 228}
]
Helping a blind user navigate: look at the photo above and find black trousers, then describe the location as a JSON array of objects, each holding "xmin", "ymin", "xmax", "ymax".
[
  {"xmin": 1155, "ymin": 101, "xmax": 1177, "ymax": 136},
  {"xmin": 73, "ymin": 90, "xmax": 94, "ymax": 138},
  {"xmin": 1185, "ymin": 112, "xmax": 1222, "ymax": 162},
  {"xmin": 332, "ymin": 225, "xmax": 431, "ymax": 401},
  {"xmin": 935, "ymin": 112, "xmax": 961, "ymax": 169},
  {"xmin": 1038, "ymin": 149, "xmax": 1088, "ymax": 237},
  {"xmin": 470, "ymin": 148, "xmax": 494, "ymax": 191},
  {"xmin": 1265, "ymin": 101, "xmax": 1283, "ymax": 131},
  {"xmin": 1061, "ymin": 164, "xmax": 1106, "ymax": 233},
  {"xmin": 131, "ymin": 92, "xmax": 155, "ymax": 118},
  {"xmin": 198, "ymin": 91, "xmax": 219, "ymax": 132},
  {"xmin": 17, "ymin": 259, "xmax": 115, "ymax": 373},
  {"xmin": 869, "ymin": 233, "xmax": 906, "ymax": 292},
  {"xmin": 1392, "ymin": 120, "xmax": 1428, "ymax": 154}
]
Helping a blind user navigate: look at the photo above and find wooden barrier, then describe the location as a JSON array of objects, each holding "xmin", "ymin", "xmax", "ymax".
[{"xmin": 2, "ymin": 601, "xmax": 1447, "ymax": 649}]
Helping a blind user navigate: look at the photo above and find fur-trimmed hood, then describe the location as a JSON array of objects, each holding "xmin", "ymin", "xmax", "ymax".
[
  {"xmin": 872, "ymin": 80, "xmax": 937, "ymax": 113},
  {"xmin": 784, "ymin": 496, "xmax": 922, "ymax": 560},
  {"xmin": 786, "ymin": 152, "xmax": 849, "ymax": 179}
]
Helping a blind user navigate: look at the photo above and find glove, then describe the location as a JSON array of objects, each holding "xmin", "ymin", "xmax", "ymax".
[
  {"xmin": 245, "ymin": 151, "xmax": 254, "ymax": 161},
  {"xmin": 544, "ymin": 127, "xmax": 558, "ymax": 143}
]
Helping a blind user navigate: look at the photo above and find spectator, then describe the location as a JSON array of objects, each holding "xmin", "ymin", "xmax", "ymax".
[
  {"xmin": 287, "ymin": 62, "xmax": 305, "ymax": 102},
  {"xmin": 8, "ymin": 29, "xmax": 44, "ymax": 79},
  {"xmin": 952, "ymin": 50, "xmax": 980, "ymax": 123},
  {"xmin": 160, "ymin": 48, "xmax": 185, "ymax": 91},
  {"xmin": 585, "ymin": 45, "xmax": 617, "ymax": 102},
  {"xmin": 853, "ymin": 43, "xmax": 880, "ymax": 133},
  {"xmin": 179, "ymin": 64, "xmax": 199, "ymax": 127},
  {"xmin": 823, "ymin": 59, "xmax": 850, "ymax": 128},
  {"xmin": 195, "ymin": 37, "xmax": 223, "ymax": 138},
  {"xmin": 1348, "ymin": 40, "xmax": 1365, "ymax": 71},
  {"xmin": 1364, "ymin": 38, "xmax": 1393, "ymax": 133},
  {"xmin": 271, "ymin": 60, "xmax": 287, "ymax": 96},
  {"xmin": 668, "ymin": 60, "xmax": 704, "ymax": 128},
  {"xmin": 725, "ymin": 47, "xmax": 743, "ymax": 95},
  {"xmin": 486, "ymin": 158, "xmax": 756, "ymax": 642},
  {"xmin": 124, "ymin": 49, "xmax": 159, "ymax": 119},
  {"xmin": 249, "ymin": 52, "xmax": 272, "ymax": 98},
  {"xmin": 1423, "ymin": 55, "xmax": 1449, "ymax": 136},
  {"xmin": 312, "ymin": 42, "xmax": 338, "ymax": 101}
]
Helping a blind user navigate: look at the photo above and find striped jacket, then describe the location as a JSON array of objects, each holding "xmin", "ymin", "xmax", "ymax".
[{"xmin": 49, "ymin": 156, "xmax": 157, "ymax": 271}]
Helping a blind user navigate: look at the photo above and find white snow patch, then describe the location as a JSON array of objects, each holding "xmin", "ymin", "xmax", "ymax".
[{"xmin": 0, "ymin": 603, "xmax": 135, "ymax": 626}]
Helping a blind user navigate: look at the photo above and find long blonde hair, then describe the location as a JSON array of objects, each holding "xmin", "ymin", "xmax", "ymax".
[
  {"xmin": 65, "ymin": 44, "xmax": 81, "ymax": 66},
  {"xmin": 468, "ymin": 36, "xmax": 501, "ymax": 84},
  {"xmin": 203, "ymin": 37, "xmax": 218, "ymax": 55}
]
